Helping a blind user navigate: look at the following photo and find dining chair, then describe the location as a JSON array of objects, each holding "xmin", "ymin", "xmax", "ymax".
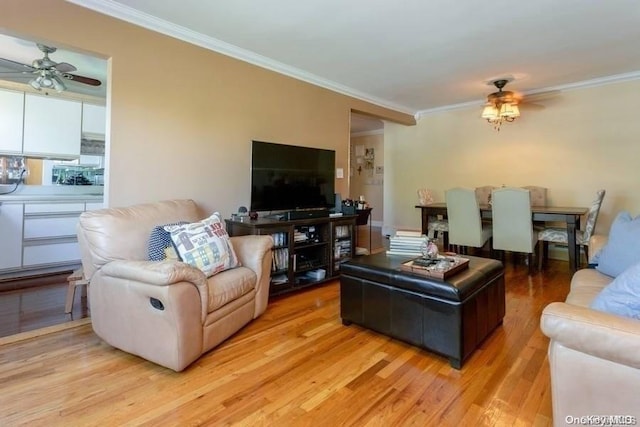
[
  {"xmin": 418, "ymin": 188, "xmax": 449, "ymax": 248},
  {"xmin": 445, "ymin": 188, "xmax": 492, "ymax": 255},
  {"xmin": 522, "ymin": 186, "xmax": 548, "ymax": 207},
  {"xmin": 538, "ymin": 189, "xmax": 606, "ymax": 270},
  {"xmin": 474, "ymin": 186, "xmax": 497, "ymax": 205},
  {"xmin": 491, "ymin": 187, "xmax": 539, "ymax": 275}
]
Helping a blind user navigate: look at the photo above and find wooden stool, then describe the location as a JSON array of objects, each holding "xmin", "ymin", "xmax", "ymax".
[{"xmin": 65, "ymin": 268, "xmax": 89, "ymax": 314}]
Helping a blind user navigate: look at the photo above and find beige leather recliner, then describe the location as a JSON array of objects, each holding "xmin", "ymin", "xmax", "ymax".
[
  {"xmin": 77, "ymin": 199, "xmax": 273, "ymax": 371},
  {"xmin": 540, "ymin": 235, "xmax": 640, "ymax": 425}
]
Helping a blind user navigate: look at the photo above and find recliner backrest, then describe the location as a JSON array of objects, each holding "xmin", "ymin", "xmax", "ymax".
[{"xmin": 76, "ymin": 199, "xmax": 202, "ymax": 280}]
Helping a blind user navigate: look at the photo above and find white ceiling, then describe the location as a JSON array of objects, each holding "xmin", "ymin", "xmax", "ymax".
[{"xmin": 7, "ymin": 1, "xmax": 640, "ymax": 123}]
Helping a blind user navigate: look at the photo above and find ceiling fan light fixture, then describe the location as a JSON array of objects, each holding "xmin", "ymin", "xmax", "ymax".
[
  {"xmin": 29, "ymin": 76, "xmax": 41, "ymax": 90},
  {"xmin": 52, "ymin": 75, "xmax": 66, "ymax": 92},
  {"xmin": 482, "ymin": 79, "xmax": 521, "ymax": 131}
]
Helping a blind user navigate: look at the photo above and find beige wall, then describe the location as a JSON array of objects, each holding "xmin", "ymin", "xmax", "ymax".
[
  {"xmin": 350, "ymin": 132, "xmax": 384, "ymax": 224},
  {"xmin": 384, "ymin": 78, "xmax": 640, "ymax": 236},
  {"xmin": 1, "ymin": 0, "xmax": 413, "ymax": 217}
]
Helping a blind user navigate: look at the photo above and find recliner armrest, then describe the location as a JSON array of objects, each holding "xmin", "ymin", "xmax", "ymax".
[
  {"xmin": 230, "ymin": 235, "xmax": 273, "ymax": 317},
  {"xmin": 541, "ymin": 302, "xmax": 640, "ymax": 369},
  {"xmin": 101, "ymin": 259, "xmax": 208, "ymax": 322}
]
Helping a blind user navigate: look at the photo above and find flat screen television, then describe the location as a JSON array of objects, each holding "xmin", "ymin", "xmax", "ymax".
[{"xmin": 251, "ymin": 140, "xmax": 335, "ymax": 212}]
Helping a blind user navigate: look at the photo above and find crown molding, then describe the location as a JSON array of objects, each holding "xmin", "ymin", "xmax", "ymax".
[
  {"xmin": 67, "ymin": 0, "xmax": 416, "ymax": 116},
  {"xmin": 415, "ymin": 70, "xmax": 640, "ymax": 119},
  {"xmin": 350, "ymin": 129, "xmax": 384, "ymax": 138}
]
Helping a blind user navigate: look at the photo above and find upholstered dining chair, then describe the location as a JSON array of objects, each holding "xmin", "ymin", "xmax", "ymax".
[
  {"xmin": 475, "ymin": 186, "xmax": 497, "ymax": 205},
  {"xmin": 418, "ymin": 188, "xmax": 449, "ymax": 248},
  {"xmin": 492, "ymin": 187, "xmax": 539, "ymax": 275},
  {"xmin": 445, "ymin": 188, "xmax": 492, "ymax": 254},
  {"xmin": 538, "ymin": 189, "xmax": 606, "ymax": 270},
  {"xmin": 522, "ymin": 186, "xmax": 548, "ymax": 207}
]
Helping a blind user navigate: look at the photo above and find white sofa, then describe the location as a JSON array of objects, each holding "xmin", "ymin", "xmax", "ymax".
[{"xmin": 540, "ymin": 235, "xmax": 640, "ymax": 425}]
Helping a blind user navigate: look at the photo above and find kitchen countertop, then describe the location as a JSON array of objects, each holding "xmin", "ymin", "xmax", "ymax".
[
  {"xmin": 0, "ymin": 193, "xmax": 104, "ymax": 202},
  {"xmin": 0, "ymin": 185, "xmax": 104, "ymax": 203}
]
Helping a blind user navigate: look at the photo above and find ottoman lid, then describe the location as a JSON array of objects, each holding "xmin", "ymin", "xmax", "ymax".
[{"xmin": 341, "ymin": 253, "xmax": 503, "ymax": 302}]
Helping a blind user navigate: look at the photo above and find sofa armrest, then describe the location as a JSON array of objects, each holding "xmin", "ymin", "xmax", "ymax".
[
  {"xmin": 588, "ymin": 234, "xmax": 608, "ymax": 264},
  {"xmin": 101, "ymin": 259, "xmax": 208, "ymax": 322},
  {"xmin": 541, "ymin": 302, "xmax": 640, "ymax": 369},
  {"xmin": 230, "ymin": 235, "xmax": 274, "ymax": 317}
]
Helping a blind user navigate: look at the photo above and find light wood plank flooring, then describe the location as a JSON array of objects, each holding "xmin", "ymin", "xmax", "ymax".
[{"xmin": 0, "ymin": 256, "xmax": 570, "ymax": 426}]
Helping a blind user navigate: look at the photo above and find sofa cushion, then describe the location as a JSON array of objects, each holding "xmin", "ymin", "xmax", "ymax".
[
  {"xmin": 591, "ymin": 261, "xmax": 640, "ymax": 319},
  {"xmin": 596, "ymin": 211, "xmax": 640, "ymax": 277},
  {"xmin": 165, "ymin": 212, "xmax": 239, "ymax": 277},
  {"xmin": 147, "ymin": 221, "xmax": 187, "ymax": 261},
  {"xmin": 206, "ymin": 266, "xmax": 256, "ymax": 311}
]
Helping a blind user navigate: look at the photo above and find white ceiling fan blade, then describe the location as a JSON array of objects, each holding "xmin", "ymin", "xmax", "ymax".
[
  {"xmin": 0, "ymin": 57, "xmax": 34, "ymax": 72},
  {"xmin": 54, "ymin": 62, "xmax": 76, "ymax": 73}
]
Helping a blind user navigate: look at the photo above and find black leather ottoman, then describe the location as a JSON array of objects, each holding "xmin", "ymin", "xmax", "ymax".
[{"xmin": 340, "ymin": 253, "xmax": 505, "ymax": 369}]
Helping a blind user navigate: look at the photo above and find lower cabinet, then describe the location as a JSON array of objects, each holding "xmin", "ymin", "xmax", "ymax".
[
  {"xmin": 23, "ymin": 241, "xmax": 81, "ymax": 266},
  {"xmin": 0, "ymin": 203, "xmax": 24, "ymax": 270},
  {"xmin": 226, "ymin": 215, "xmax": 356, "ymax": 297},
  {"xmin": 0, "ymin": 199, "xmax": 104, "ymax": 276}
]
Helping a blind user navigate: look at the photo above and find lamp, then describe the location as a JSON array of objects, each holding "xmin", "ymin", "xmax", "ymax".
[
  {"xmin": 482, "ymin": 79, "xmax": 520, "ymax": 131},
  {"xmin": 29, "ymin": 70, "xmax": 67, "ymax": 93}
]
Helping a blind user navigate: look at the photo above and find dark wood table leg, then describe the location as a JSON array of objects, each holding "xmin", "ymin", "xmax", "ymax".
[
  {"xmin": 566, "ymin": 215, "xmax": 580, "ymax": 273},
  {"xmin": 421, "ymin": 207, "xmax": 429, "ymax": 235}
]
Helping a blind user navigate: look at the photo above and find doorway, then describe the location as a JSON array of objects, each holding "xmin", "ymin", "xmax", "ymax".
[{"xmin": 349, "ymin": 112, "xmax": 384, "ymax": 253}]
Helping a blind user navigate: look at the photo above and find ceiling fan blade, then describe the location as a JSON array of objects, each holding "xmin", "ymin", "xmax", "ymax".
[
  {"xmin": 54, "ymin": 62, "xmax": 77, "ymax": 73},
  {"xmin": 521, "ymin": 89, "xmax": 561, "ymax": 103},
  {"xmin": 61, "ymin": 73, "xmax": 102, "ymax": 86},
  {"xmin": 0, "ymin": 57, "xmax": 35, "ymax": 72}
]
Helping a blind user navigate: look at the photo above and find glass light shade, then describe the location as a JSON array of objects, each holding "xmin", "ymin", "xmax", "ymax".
[
  {"xmin": 52, "ymin": 75, "xmax": 66, "ymax": 92},
  {"xmin": 499, "ymin": 103, "xmax": 520, "ymax": 118},
  {"xmin": 481, "ymin": 105, "xmax": 498, "ymax": 119}
]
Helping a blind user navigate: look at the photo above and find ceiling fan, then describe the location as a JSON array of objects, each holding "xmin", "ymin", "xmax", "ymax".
[
  {"xmin": 482, "ymin": 78, "xmax": 560, "ymax": 130},
  {"xmin": 0, "ymin": 43, "xmax": 101, "ymax": 93}
]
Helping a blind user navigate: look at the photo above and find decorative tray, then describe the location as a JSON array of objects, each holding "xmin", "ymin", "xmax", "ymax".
[{"xmin": 399, "ymin": 255, "xmax": 469, "ymax": 280}]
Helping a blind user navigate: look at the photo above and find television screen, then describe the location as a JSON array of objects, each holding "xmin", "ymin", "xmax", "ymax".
[{"xmin": 251, "ymin": 140, "xmax": 335, "ymax": 212}]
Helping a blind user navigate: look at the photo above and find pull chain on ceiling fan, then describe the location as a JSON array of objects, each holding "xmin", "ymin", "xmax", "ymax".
[
  {"xmin": 481, "ymin": 79, "xmax": 520, "ymax": 131},
  {"xmin": 0, "ymin": 43, "xmax": 101, "ymax": 93}
]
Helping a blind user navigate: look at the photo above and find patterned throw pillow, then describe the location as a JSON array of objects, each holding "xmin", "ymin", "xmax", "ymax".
[
  {"xmin": 164, "ymin": 212, "xmax": 239, "ymax": 277},
  {"xmin": 148, "ymin": 222, "xmax": 187, "ymax": 261}
]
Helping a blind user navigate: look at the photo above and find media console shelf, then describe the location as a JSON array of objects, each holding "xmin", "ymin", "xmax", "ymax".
[{"xmin": 225, "ymin": 215, "xmax": 357, "ymax": 297}]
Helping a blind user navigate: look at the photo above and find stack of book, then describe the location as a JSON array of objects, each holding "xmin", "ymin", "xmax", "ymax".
[{"xmin": 386, "ymin": 230, "xmax": 427, "ymax": 256}]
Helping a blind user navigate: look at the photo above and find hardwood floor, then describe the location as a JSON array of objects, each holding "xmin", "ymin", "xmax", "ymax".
[
  {"xmin": 0, "ymin": 252, "xmax": 571, "ymax": 426},
  {"xmin": 0, "ymin": 273, "xmax": 89, "ymax": 338}
]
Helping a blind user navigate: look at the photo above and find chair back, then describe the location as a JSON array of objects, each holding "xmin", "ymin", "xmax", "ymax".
[
  {"xmin": 77, "ymin": 199, "xmax": 202, "ymax": 280},
  {"xmin": 582, "ymin": 189, "xmax": 606, "ymax": 241},
  {"xmin": 446, "ymin": 188, "xmax": 484, "ymax": 247},
  {"xmin": 492, "ymin": 188, "xmax": 535, "ymax": 253},
  {"xmin": 475, "ymin": 186, "xmax": 496, "ymax": 205},
  {"xmin": 522, "ymin": 186, "xmax": 547, "ymax": 207}
]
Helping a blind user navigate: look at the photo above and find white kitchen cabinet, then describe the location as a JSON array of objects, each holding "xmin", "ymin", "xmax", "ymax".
[
  {"xmin": 0, "ymin": 89, "xmax": 24, "ymax": 154},
  {"xmin": 23, "ymin": 94, "xmax": 82, "ymax": 158},
  {"xmin": 85, "ymin": 202, "xmax": 104, "ymax": 211},
  {"xmin": 0, "ymin": 203, "xmax": 23, "ymax": 270},
  {"xmin": 82, "ymin": 103, "xmax": 106, "ymax": 135},
  {"xmin": 23, "ymin": 241, "xmax": 81, "ymax": 266}
]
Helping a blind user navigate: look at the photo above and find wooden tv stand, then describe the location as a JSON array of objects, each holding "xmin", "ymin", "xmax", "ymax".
[{"xmin": 225, "ymin": 214, "xmax": 357, "ymax": 297}]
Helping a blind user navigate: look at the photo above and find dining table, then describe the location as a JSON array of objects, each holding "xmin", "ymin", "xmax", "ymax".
[{"xmin": 415, "ymin": 203, "xmax": 589, "ymax": 273}]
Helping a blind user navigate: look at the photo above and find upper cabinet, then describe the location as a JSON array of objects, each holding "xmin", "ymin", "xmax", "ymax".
[
  {"xmin": 23, "ymin": 94, "xmax": 82, "ymax": 158},
  {"xmin": 82, "ymin": 103, "xmax": 106, "ymax": 136},
  {"xmin": 0, "ymin": 89, "xmax": 25, "ymax": 154}
]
